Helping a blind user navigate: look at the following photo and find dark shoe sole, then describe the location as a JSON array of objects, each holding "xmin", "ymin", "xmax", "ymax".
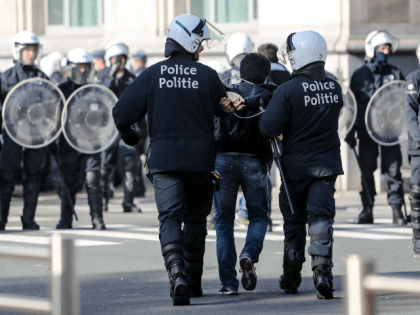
[
  {"xmin": 316, "ymin": 282, "xmax": 333, "ymax": 300},
  {"xmin": 240, "ymin": 256, "xmax": 257, "ymax": 291}
]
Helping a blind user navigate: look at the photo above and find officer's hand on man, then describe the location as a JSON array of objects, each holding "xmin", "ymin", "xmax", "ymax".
[
  {"xmin": 121, "ymin": 129, "xmax": 140, "ymax": 146},
  {"xmin": 220, "ymin": 97, "xmax": 234, "ymax": 113},
  {"xmin": 232, "ymin": 97, "xmax": 246, "ymax": 111},
  {"xmin": 344, "ymin": 126, "xmax": 357, "ymax": 149}
]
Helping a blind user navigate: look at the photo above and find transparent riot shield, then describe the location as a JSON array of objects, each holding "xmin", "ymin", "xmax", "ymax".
[
  {"xmin": 338, "ymin": 85, "xmax": 357, "ymax": 139},
  {"xmin": 62, "ymin": 84, "xmax": 118, "ymax": 154},
  {"xmin": 365, "ymin": 80, "xmax": 407, "ymax": 146},
  {"xmin": 2, "ymin": 78, "xmax": 65, "ymax": 148}
]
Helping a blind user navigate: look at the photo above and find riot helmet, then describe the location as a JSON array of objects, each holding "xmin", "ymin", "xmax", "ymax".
[
  {"xmin": 365, "ymin": 30, "xmax": 398, "ymax": 59},
  {"xmin": 12, "ymin": 31, "xmax": 41, "ymax": 66},
  {"xmin": 279, "ymin": 31, "xmax": 327, "ymax": 71},
  {"xmin": 40, "ymin": 52, "xmax": 64, "ymax": 77},
  {"xmin": 225, "ymin": 33, "xmax": 254, "ymax": 67},
  {"xmin": 66, "ymin": 48, "xmax": 92, "ymax": 85},
  {"xmin": 104, "ymin": 42, "xmax": 129, "ymax": 68},
  {"xmin": 166, "ymin": 14, "xmax": 224, "ymax": 60}
]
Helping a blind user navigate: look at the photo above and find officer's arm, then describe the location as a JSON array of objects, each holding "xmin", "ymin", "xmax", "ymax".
[
  {"xmin": 258, "ymin": 88, "xmax": 290, "ymax": 138},
  {"xmin": 405, "ymin": 75, "xmax": 420, "ymax": 147},
  {"xmin": 210, "ymin": 70, "xmax": 229, "ymax": 117},
  {"xmin": 112, "ymin": 71, "xmax": 148, "ymax": 132}
]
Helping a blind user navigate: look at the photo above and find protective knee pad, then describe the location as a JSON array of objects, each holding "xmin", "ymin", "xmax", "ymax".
[
  {"xmin": 410, "ymin": 186, "xmax": 420, "ymax": 233},
  {"xmin": 86, "ymin": 171, "xmax": 101, "ymax": 189},
  {"xmin": 162, "ymin": 243, "xmax": 184, "ymax": 269},
  {"xmin": 308, "ymin": 217, "xmax": 334, "ymax": 260}
]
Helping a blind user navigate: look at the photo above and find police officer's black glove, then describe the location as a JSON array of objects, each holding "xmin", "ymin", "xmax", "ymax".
[
  {"xmin": 344, "ymin": 125, "xmax": 357, "ymax": 149},
  {"xmin": 120, "ymin": 129, "xmax": 140, "ymax": 146}
]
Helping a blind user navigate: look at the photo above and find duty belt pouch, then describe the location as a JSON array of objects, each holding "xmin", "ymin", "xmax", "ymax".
[
  {"xmin": 144, "ymin": 144, "xmax": 154, "ymax": 185},
  {"xmin": 212, "ymin": 171, "xmax": 221, "ymax": 191}
]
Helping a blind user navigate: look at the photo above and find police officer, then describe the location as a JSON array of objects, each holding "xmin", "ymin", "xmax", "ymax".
[
  {"xmin": 258, "ymin": 43, "xmax": 291, "ymax": 85},
  {"xmin": 92, "ymin": 49, "xmax": 107, "ymax": 74},
  {"xmin": 55, "ymin": 48, "xmax": 105, "ymax": 230},
  {"xmin": 404, "ymin": 43, "xmax": 420, "ymax": 254},
  {"xmin": 219, "ymin": 33, "xmax": 254, "ymax": 86},
  {"xmin": 0, "ymin": 31, "xmax": 48, "ymax": 230},
  {"xmin": 259, "ymin": 31, "xmax": 343, "ymax": 299},
  {"xmin": 345, "ymin": 30, "xmax": 406, "ymax": 225},
  {"xmin": 95, "ymin": 42, "xmax": 139, "ymax": 213},
  {"xmin": 113, "ymin": 14, "xmax": 231, "ymax": 306},
  {"xmin": 132, "ymin": 50, "xmax": 147, "ymax": 77}
]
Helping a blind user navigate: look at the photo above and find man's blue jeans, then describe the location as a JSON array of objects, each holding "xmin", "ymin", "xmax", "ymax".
[{"xmin": 214, "ymin": 154, "xmax": 269, "ymax": 290}]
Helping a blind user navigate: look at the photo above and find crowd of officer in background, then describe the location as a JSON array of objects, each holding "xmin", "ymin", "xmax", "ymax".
[{"xmin": 0, "ymin": 15, "xmax": 420, "ymax": 306}]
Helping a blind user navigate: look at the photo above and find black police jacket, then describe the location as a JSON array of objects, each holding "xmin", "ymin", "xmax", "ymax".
[
  {"xmin": 350, "ymin": 59, "xmax": 404, "ymax": 139},
  {"xmin": 0, "ymin": 63, "xmax": 48, "ymax": 130},
  {"xmin": 113, "ymin": 52, "xmax": 228, "ymax": 173},
  {"xmin": 405, "ymin": 68, "xmax": 420, "ymax": 155},
  {"xmin": 259, "ymin": 72, "xmax": 344, "ymax": 180},
  {"xmin": 94, "ymin": 67, "xmax": 136, "ymax": 98},
  {"xmin": 214, "ymin": 82, "xmax": 275, "ymax": 166},
  {"xmin": 266, "ymin": 63, "xmax": 291, "ymax": 86}
]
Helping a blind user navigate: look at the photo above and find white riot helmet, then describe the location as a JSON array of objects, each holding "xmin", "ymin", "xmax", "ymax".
[
  {"xmin": 104, "ymin": 41, "xmax": 129, "ymax": 67},
  {"xmin": 12, "ymin": 31, "xmax": 41, "ymax": 66},
  {"xmin": 365, "ymin": 30, "xmax": 398, "ymax": 58},
  {"xmin": 167, "ymin": 14, "xmax": 224, "ymax": 54},
  {"xmin": 225, "ymin": 33, "xmax": 254, "ymax": 65},
  {"xmin": 280, "ymin": 31, "xmax": 327, "ymax": 71},
  {"xmin": 66, "ymin": 48, "xmax": 92, "ymax": 85}
]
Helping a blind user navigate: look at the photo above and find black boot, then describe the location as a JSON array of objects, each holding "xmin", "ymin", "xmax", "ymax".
[
  {"xmin": 100, "ymin": 167, "xmax": 114, "ymax": 212},
  {"xmin": 279, "ymin": 265, "xmax": 302, "ymax": 294},
  {"xmin": 313, "ymin": 264, "xmax": 334, "ymax": 299},
  {"xmin": 184, "ymin": 250, "xmax": 204, "ymax": 297},
  {"xmin": 354, "ymin": 205, "xmax": 373, "ymax": 224},
  {"xmin": 167, "ymin": 262, "xmax": 190, "ymax": 306},
  {"xmin": 122, "ymin": 201, "xmax": 142, "ymax": 213},
  {"xmin": 279, "ymin": 272, "xmax": 301, "ymax": 294},
  {"xmin": 56, "ymin": 216, "xmax": 73, "ymax": 229},
  {"xmin": 22, "ymin": 173, "xmax": 41, "ymax": 230},
  {"xmin": 392, "ymin": 207, "xmax": 407, "ymax": 225},
  {"xmin": 87, "ymin": 172, "xmax": 106, "ymax": 230},
  {"xmin": 185, "ymin": 272, "xmax": 203, "ymax": 298}
]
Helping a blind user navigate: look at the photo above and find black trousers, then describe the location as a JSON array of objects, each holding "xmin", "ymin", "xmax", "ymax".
[
  {"xmin": 153, "ymin": 171, "xmax": 213, "ymax": 257},
  {"xmin": 358, "ymin": 137, "xmax": 404, "ymax": 207}
]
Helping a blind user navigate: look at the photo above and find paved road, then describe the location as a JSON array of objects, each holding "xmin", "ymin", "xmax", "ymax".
[{"xmin": 0, "ymin": 185, "xmax": 418, "ymax": 314}]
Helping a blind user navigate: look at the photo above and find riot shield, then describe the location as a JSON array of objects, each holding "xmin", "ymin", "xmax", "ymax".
[
  {"xmin": 338, "ymin": 85, "xmax": 357, "ymax": 139},
  {"xmin": 62, "ymin": 84, "xmax": 118, "ymax": 154},
  {"xmin": 2, "ymin": 78, "xmax": 65, "ymax": 148},
  {"xmin": 365, "ymin": 80, "xmax": 406, "ymax": 146}
]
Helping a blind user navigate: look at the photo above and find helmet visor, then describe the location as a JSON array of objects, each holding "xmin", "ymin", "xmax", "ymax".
[
  {"xmin": 202, "ymin": 21, "xmax": 225, "ymax": 49},
  {"xmin": 278, "ymin": 33, "xmax": 295, "ymax": 64},
  {"xmin": 279, "ymin": 41, "xmax": 289, "ymax": 64},
  {"xmin": 68, "ymin": 63, "xmax": 92, "ymax": 85}
]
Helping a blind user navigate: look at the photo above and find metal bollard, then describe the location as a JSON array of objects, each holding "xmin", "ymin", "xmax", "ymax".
[
  {"xmin": 346, "ymin": 254, "xmax": 374, "ymax": 315},
  {"xmin": 51, "ymin": 234, "xmax": 80, "ymax": 315}
]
